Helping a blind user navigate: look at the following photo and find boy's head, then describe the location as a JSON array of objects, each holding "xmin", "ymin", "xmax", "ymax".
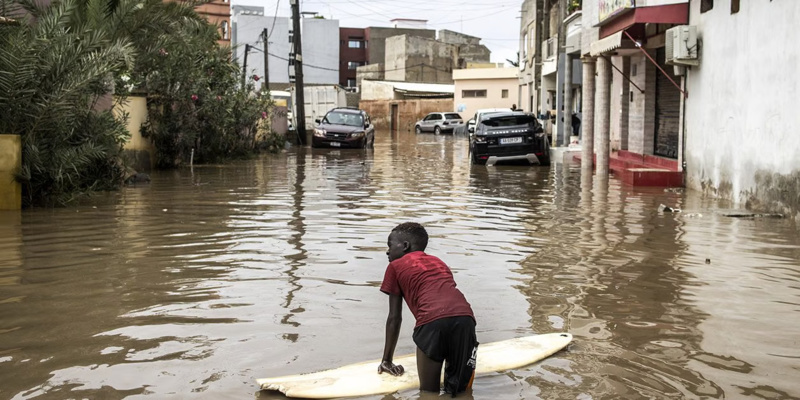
[{"xmin": 386, "ymin": 222, "xmax": 429, "ymax": 262}]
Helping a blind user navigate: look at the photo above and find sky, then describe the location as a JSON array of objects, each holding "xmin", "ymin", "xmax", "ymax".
[{"xmin": 232, "ymin": 0, "xmax": 523, "ymax": 66}]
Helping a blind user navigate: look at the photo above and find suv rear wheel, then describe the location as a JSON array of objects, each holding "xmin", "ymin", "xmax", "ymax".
[{"xmin": 434, "ymin": 126, "xmax": 441, "ymax": 135}]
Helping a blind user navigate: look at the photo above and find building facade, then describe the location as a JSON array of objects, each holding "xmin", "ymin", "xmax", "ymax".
[
  {"xmin": 193, "ymin": 0, "xmax": 231, "ymax": 46},
  {"xmin": 340, "ymin": 28, "xmax": 368, "ymax": 89},
  {"xmin": 682, "ymin": 0, "xmax": 800, "ymax": 214},
  {"xmin": 577, "ymin": 0, "xmax": 800, "ymax": 215},
  {"xmin": 231, "ymin": 9, "xmax": 339, "ymax": 90},
  {"xmin": 453, "ymin": 68, "xmax": 519, "ymax": 119},
  {"xmin": 384, "ymin": 35, "xmax": 454, "ymax": 84}
]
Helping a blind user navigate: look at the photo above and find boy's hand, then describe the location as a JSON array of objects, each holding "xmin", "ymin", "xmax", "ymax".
[{"xmin": 378, "ymin": 360, "xmax": 404, "ymax": 376}]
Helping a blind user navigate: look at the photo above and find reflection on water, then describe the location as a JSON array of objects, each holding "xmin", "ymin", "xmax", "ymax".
[{"xmin": 1, "ymin": 130, "xmax": 799, "ymax": 399}]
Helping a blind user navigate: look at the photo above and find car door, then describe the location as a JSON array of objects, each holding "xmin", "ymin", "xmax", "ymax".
[
  {"xmin": 431, "ymin": 113, "xmax": 444, "ymax": 131},
  {"xmin": 421, "ymin": 114, "xmax": 434, "ymax": 132}
]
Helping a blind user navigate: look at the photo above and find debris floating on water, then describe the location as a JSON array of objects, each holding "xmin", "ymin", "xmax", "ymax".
[
  {"xmin": 658, "ymin": 204, "xmax": 682, "ymax": 213},
  {"xmin": 723, "ymin": 213, "xmax": 784, "ymax": 219}
]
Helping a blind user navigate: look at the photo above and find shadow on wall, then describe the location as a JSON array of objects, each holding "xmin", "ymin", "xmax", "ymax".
[{"xmin": 359, "ymin": 99, "xmax": 453, "ymax": 132}]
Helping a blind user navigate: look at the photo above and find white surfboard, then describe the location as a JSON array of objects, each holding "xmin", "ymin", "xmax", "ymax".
[{"xmin": 257, "ymin": 332, "xmax": 573, "ymax": 399}]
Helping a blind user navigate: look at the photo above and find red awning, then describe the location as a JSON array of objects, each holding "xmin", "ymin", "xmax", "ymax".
[{"xmin": 598, "ymin": 3, "xmax": 689, "ymax": 39}]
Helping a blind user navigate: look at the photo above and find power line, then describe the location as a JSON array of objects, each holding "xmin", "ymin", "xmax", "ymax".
[{"xmin": 266, "ymin": 0, "xmax": 281, "ymax": 40}]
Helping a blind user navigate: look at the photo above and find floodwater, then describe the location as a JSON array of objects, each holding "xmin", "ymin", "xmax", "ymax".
[{"xmin": 1, "ymin": 130, "xmax": 799, "ymax": 400}]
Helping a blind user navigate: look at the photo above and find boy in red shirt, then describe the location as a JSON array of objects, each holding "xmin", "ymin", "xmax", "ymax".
[{"xmin": 378, "ymin": 222, "xmax": 478, "ymax": 396}]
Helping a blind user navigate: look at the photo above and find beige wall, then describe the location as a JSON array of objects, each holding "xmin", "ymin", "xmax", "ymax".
[
  {"xmin": 116, "ymin": 96, "xmax": 155, "ymax": 172},
  {"xmin": 359, "ymin": 99, "xmax": 453, "ymax": 132},
  {"xmin": 0, "ymin": 135, "xmax": 22, "ymax": 210},
  {"xmin": 454, "ymin": 76, "xmax": 519, "ymax": 118}
]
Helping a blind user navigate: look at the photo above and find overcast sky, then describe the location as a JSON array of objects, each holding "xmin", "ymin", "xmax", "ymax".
[{"xmin": 232, "ymin": 0, "xmax": 523, "ymax": 66}]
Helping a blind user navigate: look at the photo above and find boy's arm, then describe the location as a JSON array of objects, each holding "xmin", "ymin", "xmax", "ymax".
[{"xmin": 378, "ymin": 293, "xmax": 405, "ymax": 376}]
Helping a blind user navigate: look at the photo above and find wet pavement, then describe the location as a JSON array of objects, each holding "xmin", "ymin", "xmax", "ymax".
[{"xmin": 1, "ymin": 129, "xmax": 799, "ymax": 399}]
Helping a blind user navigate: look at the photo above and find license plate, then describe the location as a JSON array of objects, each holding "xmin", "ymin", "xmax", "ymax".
[
  {"xmin": 499, "ymin": 137, "xmax": 523, "ymax": 144},
  {"xmin": 330, "ymin": 142, "xmax": 341, "ymax": 147}
]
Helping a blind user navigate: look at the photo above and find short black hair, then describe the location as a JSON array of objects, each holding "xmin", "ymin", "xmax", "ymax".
[{"xmin": 391, "ymin": 222, "xmax": 429, "ymax": 251}]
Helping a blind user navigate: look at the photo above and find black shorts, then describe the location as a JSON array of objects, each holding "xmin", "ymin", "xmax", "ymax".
[{"xmin": 413, "ymin": 316, "xmax": 478, "ymax": 395}]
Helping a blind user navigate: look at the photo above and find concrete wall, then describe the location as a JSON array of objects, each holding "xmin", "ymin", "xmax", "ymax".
[
  {"xmin": 118, "ymin": 96, "xmax": 155, "ymax": 172},
  {"xmin": 685, "ymin": 0, "xmax": 800, "ymax": 215},
  {"xmin": 360, "ymin": 80, "xmax": 398, "ymax": 101},
  {"xmin": 366, "ymin": 27, "xmax": 436, "ymax": 65},
  {"xmin": 385, "ymin": 35, "xmax": 454, "ymax": 84},
  {"xmin": 356, "ymin": 64, "xmax": 385, "ymax": 88},
  {"xmin": 438, "ymin": 30, "xmax": 480, "ymax": 46},
  {"xmin": 359, "ymin": 99, "xmax": 453, "ymax": 132},
  {"xmin": 0, "ymin": 135, "xmax": 21, "ymax": 210}
]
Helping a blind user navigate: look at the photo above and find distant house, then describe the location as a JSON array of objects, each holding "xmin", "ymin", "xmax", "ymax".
[
  {"xmin": 192, "ymin": 0, "xmax": 231, "ymax": 46},
  {"xmin": 453, "ymin": 68, "xmax": 519, "ymax": 118}
]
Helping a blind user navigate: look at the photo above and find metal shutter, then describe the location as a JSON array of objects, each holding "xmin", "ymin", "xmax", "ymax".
[{"xmin": 654, "ymin": 48, "xmax": 681, "ymax": 159}]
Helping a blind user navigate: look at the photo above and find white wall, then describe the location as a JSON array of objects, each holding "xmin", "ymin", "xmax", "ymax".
[
  {"xmin": 302, "ymin": 18, "xmax": 340, "ymax": 85},
  {"xmin": 232, "ymin": 16, "xmax": 339, "ymax": 86},
  {"xmin": 685, "ymin": 0, "xmax": 800, "ymax": 211}
]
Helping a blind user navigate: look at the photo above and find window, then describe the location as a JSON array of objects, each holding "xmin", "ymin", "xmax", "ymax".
[
  {"xmin": 445, "ymin": 113, "xmax": 462, "ymax": 120},
  {"xmin": 346, "ymin": 78, "xmax": 356, "ymax": 88},
  {"xmin": 731, "ymin": 0, "xmax": 739, "ymax": 14},
  {"xmin": 347, "ymin": 61, "xmax": 363, "ymax": 70},
  {"xmin": 221, "ymin": 21, "xmax": 229, "ymax": 40},
  {"xmin": 502, "ymin": 89, "xmax": 509, "ymax": 98},
  {"xmin": 701, "ymin": 0, "xmax": 713, "ymax": 13},
  {"xmin": 462, "ymin": 90, "xmax": 487, "ymax": 98},
  {"xmin": 348, "ymin": 39, "xmax": 364, "ymax": 48},
  {"xmin": 521, "ymin": 33, "xmax": 528, "ymax": 59}
]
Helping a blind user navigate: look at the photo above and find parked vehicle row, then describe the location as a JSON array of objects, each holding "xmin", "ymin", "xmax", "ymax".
[{"xmin": 309, "ymin": 106, "xmax": 550, "ymax": 168}]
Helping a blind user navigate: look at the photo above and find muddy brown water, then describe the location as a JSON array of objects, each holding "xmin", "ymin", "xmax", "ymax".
[{"xmin": 1, "ymin": 130, "xmax": 799, "ymax": 400}]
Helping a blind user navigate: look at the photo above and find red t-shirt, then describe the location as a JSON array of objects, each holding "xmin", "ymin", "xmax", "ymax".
[{"xmin": 380, "ymin": 251, "xmax": 475, "ymax": 327}]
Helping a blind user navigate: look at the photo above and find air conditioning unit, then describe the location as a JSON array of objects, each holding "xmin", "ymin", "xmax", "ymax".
[{"xmin": 665, "ymin": 25, "xmax": 699, "ymax": 66}]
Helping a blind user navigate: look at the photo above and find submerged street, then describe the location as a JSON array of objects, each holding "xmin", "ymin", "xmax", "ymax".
[{"xmin": 1, "ymin": 130, "xmax": 799, "ymax": 399}]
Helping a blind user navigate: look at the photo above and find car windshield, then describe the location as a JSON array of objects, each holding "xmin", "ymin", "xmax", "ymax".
[
  {"xmin": 325, "ymin": 111, "xmax": 363, "ymax": 127},
  {"xmin": 481, "ymin": 115, "xmax": 536, "ymax": 127},
  {"xmin": 445, "ymin": 113, "xmax": 462, "ymax": 120}
]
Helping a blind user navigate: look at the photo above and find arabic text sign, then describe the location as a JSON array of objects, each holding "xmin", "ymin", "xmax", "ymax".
[{"xmin": 599, "ymin": 0, "xmax": 634, "ymax": 22}]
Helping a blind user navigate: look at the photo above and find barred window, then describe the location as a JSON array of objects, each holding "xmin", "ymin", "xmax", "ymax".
[{"xmin": 462, "ymin": 90, "xmax": 487, "ymax": 98}]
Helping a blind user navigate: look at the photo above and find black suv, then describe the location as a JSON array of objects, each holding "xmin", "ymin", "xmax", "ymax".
[
  {"xmin": 469, "ymin": 112, "xmax": 549, "ymax": 166},
  {"xmin": 312, "ymin": 107, "xmax": 375, "ymax": 149}
]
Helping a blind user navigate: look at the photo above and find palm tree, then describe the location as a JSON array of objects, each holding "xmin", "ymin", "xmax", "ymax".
[
  {"xmin": 506, "ymin": 51, "xmax": 520, "ymax": 68},
  {"xmin": 0, "ymin": 0, "xmax": 134, "ymax": 206}
]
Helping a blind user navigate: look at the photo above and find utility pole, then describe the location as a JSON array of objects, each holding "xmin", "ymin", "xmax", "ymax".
[
  {"xmin": 290, "ymin": 0, "xmax": 307, "ymax": 145},
  {"xmin": 262, "ymin": 28, "xmax": 270, "ymax": 92},
  {"xmin": 242, "ymin": 44, "xmax": 251, "ymax": 90}
]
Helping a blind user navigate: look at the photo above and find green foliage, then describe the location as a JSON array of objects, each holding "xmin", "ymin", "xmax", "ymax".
[
  {"xmin": 0, "ymin": 0, "xmax": 276, "ymax": 206},
  {"xmin": 0, "ymin": 0, "xmax": 132, "ymax": 206},
  {"xmin": 569, "ymin": 0, "xmax": 582, "ymax": 13}
]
